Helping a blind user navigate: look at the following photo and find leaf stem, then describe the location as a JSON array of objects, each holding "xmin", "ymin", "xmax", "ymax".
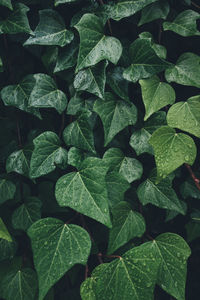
[
  {"xmin": 185, "ymin": 164, "xmax": 200, "ymax": 191},
  {"xmin": 16, "ymin": 117, "xmax": 22, "ymax": 148},
  {"xmin": 191, "ymin": 1, "xmax": 200, "ymax": 9},
  {"xmin": 98, "ymin": 252, "xmax": 122, "ymax": 260}
]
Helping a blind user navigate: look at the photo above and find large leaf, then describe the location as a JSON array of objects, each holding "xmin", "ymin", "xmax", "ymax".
[
  {"xmin": 30, "ymin": 131, "xmax": 68, "ymax": 178},
  {"xmin": 165, "ymin": 52, "xmax": 200, "ymax": 88},
  {"xmin": 0, "ymin": 268, "xmax": 38, "ymax": 300},
  {"xmin": 0, "ymin": 218, "xmax": 12, "ymax": 242},
  {"xmin": 139, "ymin": 75, "xmax": 175, "ymax": 121},
  {"xmin": 74, "ymin": 61, "xmax": 108, "ymax": 99},
  {"xmin": 163, "ymin": 10, "xmax": 200, "ymax": 37},
  {"xmin": 74, "ymin": 13, "xmax": 122, "ymax": 72},
  {"xmin": 123, "ymin": 38, "xmax": 171, "ymax": 83},
  {"xmin": 28, "ymin": 218, "xmax": 91, "ymax": 300},
  {"xmin": 0, "ymin": 3, "xmax": 32, "ymax": 34},
  {"xmin": 149, "ymin": 126, "xmax": 197, "ymax": 182},
  {"xmin": 0, "ymin": 0, "xmax": 13, "ymax": 10},
  {"xmin": 167, "ymin": 95, "xmax": 200, "ymax": 138},
  {"xmin": 93, "ymin": 92, "xmax": 137, "ymax": 146},
  {"xmin": 139, "ymin": 0, "xmax": 169, "ymax": 26},
  {"xmin": 24, "ymin": 9, "xmax": 74, "ymax": 47},
  {"xmin": 6, "ymin": 146, "xmax": 32, "ymax": 177},
  {"xmin": 107, "ymin": 202, "xmax": 146, "ymax": 254},
  {"xmin": 55, "ymin": 157, "xmax": 112, "ymax": 227},
  {"xmin": 0, "ymin": 178, "xmax": 16, "ymax": 205}
]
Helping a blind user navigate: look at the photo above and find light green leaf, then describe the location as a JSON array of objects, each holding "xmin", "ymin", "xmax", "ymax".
[
  {"xmin": 1, "ymin": 268, "xmax": 38, "ymax": 300},
  {"xmin": 0, "ymin": 218, "xmax": 12, "ymax": 242},
  {"xmin": 129, "ymin": 128, "xmax": 154, "ymax": 155},
  {"xmin": 149, "ymin": 126, "xmax": 197, "ymax": 182},
  {"xmin": 0, "ymin": 75, "xmax": 41, "ymax": 119},
  {"xmin": 54, "ymin": 39, "xmax": 78, "ymax": 73},
  {"xmin": 55, "ymin": 0, "xmax": 78, "ymax": 6},
  {"xmin": 0, "ymin": 178, "xmax": 16, "ymax": 205},
  {"xmin": 30, "ymin": 131, "xmax": 68, "ymax": 179},
  {"xmin": 12, "ymin": 197, "xmax": 42, "ymax": 231},
  {"xmin": 74, "ymin": 61, "xmax": 108, "ymax": 99},
  {"xmin": 0, "ymin": 0, "xmax": 13, "ymax": 10},
  {"xmin": 107, "ymin": 67, "xmax": 130, "ymax": 102},
  {"xmin": 139, "ymin": 75, "xmax": 175, "ymax": 121},
  {"xmin": 28, "ymin": 218, "xmax": 91, "ymax": 300},
  {"xmin": 123, "ymin": 38, "xmax": 171, "ymax": 82},
  {"xmin": 74, "ymin": 13, "xmax": 122, "ymax": 72},
  {"xmin": 6, "ymin": 146, "xmax": 32, "ymax": 177},
  {"xmin": 152, "ymin": 233, "xmax": 191, "ymax": 300},
  {"xmin": 28, "ymin": 74, "xmax": 68, "ymax": 114},
  {"xmin": 163, "ymin": 10, "xmax": 200, "ymax": 37},
  {"xmin": 0, "ymin": 3, "xmax": 32, "ymax": 34},
  {"xmin": 165, "ymin": 52, "xmax": 200, "ymax": 88},
  {"xmin": 24, "ymin": 9, "xmax": 74, "ymax": 47},
  {"xmin": 139, "ymin": 0, "xmax": 169, "ymax": 26},
  {"xmin": 94, "ymin": 92, "xmax": 137, "ymax": 146},
  {"xmin": 167, "ymin": 95, "xmax": 200, "ymax": 138},
  {"xmin": 63, "ymin": 113, "xmax": 95, "ymax": 153},
  {"xmin": 55, "ymin": 157, "xmax": 112, "ymax": 227},
  {"xmin": 107, "ymin": 202, "xmax": 145, "ymax": 254}
]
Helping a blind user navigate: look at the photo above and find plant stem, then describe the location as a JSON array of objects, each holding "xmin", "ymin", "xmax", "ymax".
[
  {"xmin": 191, "ymin": 1, "xmax": 200, "ymax": 9},
  {"xmin": 16, "ymin": 117, "xmax": 22, "ymax": 148},
  {"xmin": 59, "ymin": 112, "xmax": 65, "ymax": 138},
  {"xmin": 185, "ymin": 164, "xmax": 200, "ymax": 191}
]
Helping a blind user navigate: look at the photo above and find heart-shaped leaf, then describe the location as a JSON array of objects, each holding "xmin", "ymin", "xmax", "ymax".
[
  {"xmin": 139, "ymin": 0, "xmax": 169, "ymax": 26},
  {"xmin": 0, "ymin": 179, "xmax": 16, "ymax": 205},
  {"xmin": 0, "ymin": 218, "xmax": 12, "ymax": 242},
  {"xmin": 0, "ymin": 0, "xmax": 13, "ymax": 10},
  {"xmin": 6, "ymin": 146, "xmax": 32, "ymax": 177}
]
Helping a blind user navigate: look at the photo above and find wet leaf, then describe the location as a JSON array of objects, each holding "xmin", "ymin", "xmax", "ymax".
[{"xmin": 6, "ymin": 146, "xmax": 32, "ymax": 177}]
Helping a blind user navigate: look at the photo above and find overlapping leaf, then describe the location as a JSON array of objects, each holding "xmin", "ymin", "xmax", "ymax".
[
  {"xmin": 0, "ymin": 238, "xmax": 17, "ymax": 262},
  {"xmin": 6, "ymin": 146, "xmax": 32, "ymax": 177},
  {"xmin": 107, "ymin": 67, "xmax": 130, "ymax": 102},
  {"xmin": 0, "ymin": 178, "xmax": 16, "ymax": 205},
  {"xmin": 0, "ymin": 0, "xmax": 13, "ymax": 10},
  {"xmin": 0, "ymin": 218, "xmax": 12, "ymax": 242},
  {"xmin": 55, "ymin": 0, "xmax": 78, "ymax": 5},
  {"xmin": 139, "ymin": 0, "xmax": 169, "ymax": 26},
  {"xmin": 54, "ymin": 39, "xmax": 78, "ymax": 73}
]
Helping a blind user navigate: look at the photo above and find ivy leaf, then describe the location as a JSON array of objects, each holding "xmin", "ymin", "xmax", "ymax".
[
  {"xmin": 107, "ymin": 202, "xmax": 146, "ymax": 254},
  {"xmin": 167, "ymin": 95, "xmax": 200, "ymax": 138},
  {"xmin": 54, "ymin": 39, "xmax": 78, "ymax": 73},
  {"xmin": 55, "ymin": 157, "xmax": 112, "ymax": 228},
  {"xmin": 28, "ymin": 74, "xmax": 68, "ymax": 114},
  {"xmin": 12, "ymin": 197, "xmax": 42, "ymax": 231},
  {"xmin": 68, "ymin": 147, "xmax": 84, "ymax": 169},
  {"xmin": 129, "ymin": 128, "xmax": 154, "ymax": 155},
  {"xmin": 139, "ymin": 75, "xmax": 175, "ymax": 121},
  {"xmin": 93, "ymin": 92, "xmax": 137, "ymax": 146},
  {"xmin": 30, "ymin": 131, "xmax": 68, "ymax": 179},
  {"xmin": 163, "ymin": 10, "xmax": 200, "ymax": 37},
  {"xmin": 123, "ymin": 38, "xmax": 171, "ymax": 82},
  {"xmin": 107, "ymin": 67, "xmax": 130, "ymax": 102},
  {"xmin": 149, "ymin": 126, "xmax": 197, "ymax": 182},
  {"xmin": 0, "ymin": 3, "xmax": 32, "ymax": 34},
  {"xmin": 0, "ymin": 268, "xmax": 38, "ymax": 300},
  {"xmin": 28, "ymin": 218, "xmax": 91, "ymax": 300},
  {"xmin": 0, "ymin": 238, "xmax": 17, "ymax": 262},
  {"xmin": 24, "ymin": 9, "xmax": 74, "ymax": 47},
  {"xmin": 63, "ymin": 113, "xmax": 95, "ymax": 153},
  {"xmin": 165, "ymin": 52, "xmax": 200, "ymax": 88},
  {"xmin": 74, "ymin": 61, "xmax": 108, "ymax": 99},
  {"xmin": 0, "ymin": 75, "xmax": 41, "ymax": 119},
  {"xmin": 0, "ymin": 218, "xmax": 12, "ymax": 242},
  {"xmin": 0, "ymin": 178, "xmax": 16, "ymax": 205},
  {"xmin": 55, "ymin": 0, "xmax": 78, "ymax": 6},
  {"xmin": 139, "ymin": 0, "xmax": 169, "ymax": 26},
  {"xmin": 144, "ymin": 111, "xmax": 167, "ymax": 133},
  {"xmin": 74, "ymin": 13, "xmax": 122, "ymax": 72},
  {"xmin": 0, "ymin": 0, "xmax": 13, "ymax": 10}
]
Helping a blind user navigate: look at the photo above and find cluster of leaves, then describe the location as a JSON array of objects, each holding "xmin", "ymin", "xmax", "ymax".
[{"xmin": 0, "ymin": 0, "xmax": 200, "ymax": 299}]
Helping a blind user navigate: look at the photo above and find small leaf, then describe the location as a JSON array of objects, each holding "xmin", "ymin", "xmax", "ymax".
[
  {"xmin": 149, "ymin": 126, "xmax": 197, "ymax": 182},
  {"xmin": 163, "ymin": 10, "xmax": 200, "ymax": 37},
  {"xmin": 1, "ymin": 268, "xmax": 38, "ymax": 300},
  {"xmin": 55, "ymin": 157, "xmax": 112, "ymax": 227},
  {"xmin": 28, "ymin": 218, "xmax": 91, "ymax": 300},
  {"xmin": 129, "ymin": 128, "xmax": 154, "ymax": 155},
  {"xmin": 55, "ymin": 0, "xmax": 79, "ymax": 6},
  {"xmin": 167, "ymin": 95, "xmax": 200, "ymax": 138},
  {"xmin": 139, "ymin": 0, "xmax": 169, "ymax": 26},
  {"xmin": 0, "ymin": 218, "xmax": 12, "ymax": 242},
  {"xmin": 74, "ymin": 13, "xmax": 122, "ymax": 72},
  {"xmin": 54, "ymin": 39, "xmax": 78, "ymax": 73},
  {"xmin": 93, "ymin": 92, "xmax": 137, "ymax": 146},
  {"xmin": 0, "ymin": 238, "xmax": 17, "ymax": 262},
  {"xmin": 68, "ymin": 147, "xmax": 84, "ymax": 169},
  {"xmin": 165, "ymin": 52, "xmax": 200, "ymax": 88},
  {"xmin": 6, "ymin": 146, "xmax": 32, "ymax": 177},
  {"xmin": 24, "ymin": 9, "xmax": 74, "ymax": 47},
  {"xmin": 107, "ymin": 67, "xmax": 130, "ymax": 102},
  {"xmin": 0, "ymin": 0, "xmax": 13, "ymax": 10},
  {"xmin": 186, "ymin": 221, "xmax": 200, "ymax": 242},
  {"xmin": 0, "ymin": 57, "xmax": 3, "ymax": 72},
  {"xmin": 30, "ymin": 131, "xmax": 68, "ymax": 178},
  {"xmin": 107, "ymin": 202, "xmax": 145, "ymax": 254},
  {"xmin": 139, "ymin": 75, "xmax": 175, "ymax": 121},
  {"xmin": 0, "ymin": 178, "xmax": 16, "ymax": 205}
]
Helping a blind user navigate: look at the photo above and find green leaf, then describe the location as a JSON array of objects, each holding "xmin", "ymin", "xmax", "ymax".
[
  {"xmin": 1, "ymin": 268, "xmax": 38, "ymax": 300},
  {"xmin": 63, "ymin": 113, "xmax": 95, "ymax": 153},
  {"xmin": 123, "ymin": 38, "xmax": 171, "ymax": 83},
  {"xmin": 107, "ymin": 67, "xmax": 130, "ymax": 102},
  {"xmin": 149, "ymin": 126, "xmax": 197, "ymax": 182},
  {"xmin": 181, "ymin": 180, "xmax": 200, "ymax": 199},
  {"xmin": 74, "ymin": 13, "xmax": 122, "ymax": 72},
  {"xmin": 0, "ymin": 218, "xmax": 12, "ymax": 242},
  {"xmin": 0, "ymin": 178, "xmax": 16, "ymax": 205},
  {"xmin": 93, "ymin": 92, "xmax": 137, "ymax": 146},
  {"xmin": 107, "ymin": 202, "xmax": 145, "ymax": 254},
  {"xmin": 0, "ymin": 238, "xmax": 17, "ymax": 262},
  {"xmin": 12, "ymin": 197, "xmax": 42, "ymax": 231},
  {"xmin": 24, "ymin": 9, "xmax": 74, "ymax": 47},
  {"xmin": 30, "ymin": 131, "xmax": 68, "ymax": 178},
  {"xmin": 139, "ymin": 0, "xmax": 169, "ymax": 26},
  {"xmin": 186, "ymin": 221, "xmax": 200, "ymax": 242},
  {"xmin": 163, "ymin": 10, "xmax": 200, "ymax": 37},
  {"xmin": 144, "ymin": 111, "xmax": 167, "ymax": 133},
  {"xmin": 139, "ymin": 75, "xmax": 175, "ymax": 121},
  {"xmin": 0, "ymin": 0, "xmax": 13, "ymax": 10},
  {"xmin": 28, "ymin": 217, "xmax": 91, "ymax": 300},
  {"xmin": 167, "ymin": 95, "xmax": 200, "ymax": 138},
  {"xmin": 54, "ymin": 39, "xmax": 78, "ymax": 73},
  {"xmin": 129, "ymin": 128, "xmax": 154, "ymax": 155},
  {"xmin": 55, "ymin": 157, "xmax": 112, "ymax": 228},
  {"xmin": 74, "ymin": 61, "xmax": 108, "ymax": 99},
  {"xmin": 165, "ymin": 52, "xmax": 200, "ymax": 88},
  {"xmin": 68, "ymin": 147, "xmax": 84, "ymax": 169},
  {"xmin": 152, "ymin": 233, "xmax": 191, "ymax": 300},
  {"xmin": 28, "ymin": 74, "xmax": 68, "ymax": 114},
  {"xmin": 55, "ymin": 0, "xmax": 79, "ymax": 6},
  {"xmin": 0, "ymin": 3, "xmax": 32, "ymax": 34},
  {"xmin": 0, "ymin": 57, "xmax": 3, "ymax": 72},
  {"xmin": 6, "ymin": 146, "xmax": 32, "ymax": 177}
]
